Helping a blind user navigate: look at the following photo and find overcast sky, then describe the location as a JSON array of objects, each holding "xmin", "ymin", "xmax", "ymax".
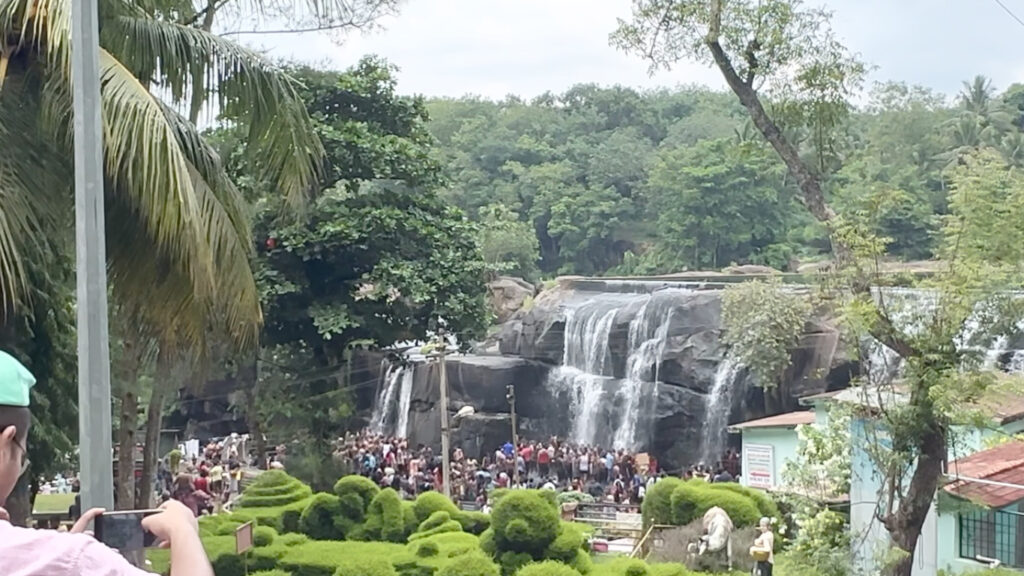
[{"xmin": 231, "ymin": 0, "xmax": 1024, "ymax": 101}]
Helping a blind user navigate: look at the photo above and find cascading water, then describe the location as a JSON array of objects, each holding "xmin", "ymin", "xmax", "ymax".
[
  {"xmin": 370, "ymin": 361, "xmax": 405, "ymax": 433},
  {"xmin": 547, "ymin": 290, "xmax": 688, "ymax": 450},
  {"xmin": 700, "ymin": 357, "xmax": 740, "ymax": 465},
  {"xmin": 394, "ymin": 368, "xmax": 415, "ymax": 438},
  {"xmin": 369, "ymin": 345, "xmax": 425, "ymax": 438}
]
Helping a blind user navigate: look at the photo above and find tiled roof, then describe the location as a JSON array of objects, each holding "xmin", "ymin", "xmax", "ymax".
[
  {"xmin": 944, "ymin": 441, "xmax": 1024, "ymax": 508},
  {"xmin": 728, "ymin": 411, "xmax": 816, "ymax": 431},
  {"xmin": 798, "ymin": 390, "xmax": 843, "ymax": 406}
]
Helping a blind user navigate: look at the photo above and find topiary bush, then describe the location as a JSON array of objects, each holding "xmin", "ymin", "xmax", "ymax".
[
  {"xmin": 413, "ymin": 491, "xmax": 461, "ymax": 524},
  {"xmin": 543, "ymin": 523, "xmax": 586, "ymax": 563},
  {"xmin": 455, "ymin": 510, "xmax": 491, "ymax": 535},
  {"xmin": 491, "ymin": 490, "xmax": 561, "ymax": 560},
  {"xmin": 685, "ymin": 483, "xmax": 761, "ymax": 528},
  {"xmin": 500, "ymin": 551, "xmax": 535, "ymax": 576},
  {"xmin": 332, "ymin": 557, "xmax": 399, "ymax": 576},
  {"xmin": 438, "ymin": 551, "xmax": 501, "ymax": 576},
  {"xmin": 418, "ymin": 511, "xmax": 453, "ymax": 533},
  {"xmin": 515, "ymin": 560, "xmax": 582, "ymax": 576},
  {"xmin": 216, "ymin": 521, "xmax": 244, "ymax": 536},
  {"xmin": 254, "ymin": 526, "xmax": 278, "ymax": 547},
  {"xmin": 252, "ymin": 571, "xmax": 292, "ymax": 576},
  {"xmin": 334, "ymin": 476, "xmax": 380, "ymax": 513},
  {"xmin": 641, "ymin": 478, "xmax": 682, "ymax": 526},
  {"xmin": 240, "ymin": 471, "xmax": 314, "ymax": 508},
  {"xmin": 668, "ymin": 483, "xmax": 703, "ymax": 526},
  {"xmin": 300, "ymin": 493, "xmax": 344, "ymax": 541},
  {"xmin": 279, "ymin": 533, "xmax": 309, "ymax": 547},
  {"xmin": 414, "ymin": 540, "xmax": 440, "ymax": 558},
  {"xmin": 709, "ymin": 483, "xmax": 780, "ymax": 521},
  {"xmin": 361, "ymin": 488, "xmax": 408, "ymax": 543},
  {"xmin": 408, "ymin": 519, "xmax": 463, "ymax": 542}
]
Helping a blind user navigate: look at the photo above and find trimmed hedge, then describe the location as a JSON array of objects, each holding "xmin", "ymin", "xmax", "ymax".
[
  {"xmin": 543, "ymin": 523, "xmax": 586, "ymax": 563},
  {"xmin": 438, "ymin": 551, "xmax": 500, "ymax": 576},
  {"xmin": 456, "ymin": 510, "xmax": 491, "ymax": 535},
  {"xmin": 361, "ymin": 488, "xmax": 408, "ymax": 543},
  {"xmin": 641, "ymin": 478, "xmax": 681, "ymax": 526},
  {"xmin": 588, "ymin": 558, "xmax": 693, "ymax": 576},
  {"xmin": 241, "ymin": 471, "xmax": 314, "ymax": 508},
  {"xmin": 334, "ymin": 475, "xmax": 380, "ymax": 513},
  {"xmin": 280, "ymin": 533, "xmax": 310, "ymax": 547},
  {"xmin": 408, "ymin": 519, "xmax": 463, "ymax": 541},
  {"xmin": 491, "ymin": 491, "xmax": 560, "ymax": 558},
  {"xmin": 331, "ymin": 557, "xmax": 398, "ymax": 576},
  {"xmin": 413, "ymin": 491, "xmax": 460, "ymax": 524},
  {"xmin": 670, "ymin": 482, "xmax": 760, "ymax": 527},
  {"xmin": 255, "ymin": 526, "xmax": 279, "ymax": 547},
  {"xmin": 418, "ymin": 511, "xmax": 454, "ymax": 533},
  {"xmin": 300, "ymin": 493, "xmax": 344, "ymax": 541},
  {"xmin": 252, "ymin": 571, "xmax": 293, "ymax": 576},
  {"xmin": 708, "ymin": 483, "xmax": 780, "ymax": 520},
  {"xmin": 516, "ymin": 561, "xmax": 582, "ymax": 576}
]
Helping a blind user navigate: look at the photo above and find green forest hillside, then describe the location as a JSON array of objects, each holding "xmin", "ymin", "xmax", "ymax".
[{"xmin": 425, "ymin": 78, "xmax": 1024, "ymax": 278}]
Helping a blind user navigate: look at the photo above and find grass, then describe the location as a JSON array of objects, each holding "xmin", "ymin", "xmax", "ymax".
[{"xmin": 33, "ymin": 493, "xmax": 74, "ymax": 514}]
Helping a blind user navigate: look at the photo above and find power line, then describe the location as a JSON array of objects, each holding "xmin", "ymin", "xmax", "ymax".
[{"xmin": 992, "ymin": 0, "xmax": 1024, "ymax": 28}]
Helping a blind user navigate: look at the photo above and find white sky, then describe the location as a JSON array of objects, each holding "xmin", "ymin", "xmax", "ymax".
[{"xmin": 229, "ymin": 0, "xmax": 1024, "ymax": 100}]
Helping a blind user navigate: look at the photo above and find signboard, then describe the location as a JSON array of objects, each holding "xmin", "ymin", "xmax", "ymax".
[
  {"xmin": 636, "ymin": 453, "xmax": 650, "ymax": 473},
  {"xmin": 744, "ymin": 444, "xmax": 775, "ymax": 489},
  {"xmin": 235, "ymin": 521, "xmax": 254, "ymax": 555}
]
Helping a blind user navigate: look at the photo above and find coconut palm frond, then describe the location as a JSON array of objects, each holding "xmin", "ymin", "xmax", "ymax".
[
  {"xmin": 102, "ymin": 14, "xmax": 323, "ymax": 206},
  {"xmin": 0, "ymin": 0, "xmax": 72, "ymax": 75}
]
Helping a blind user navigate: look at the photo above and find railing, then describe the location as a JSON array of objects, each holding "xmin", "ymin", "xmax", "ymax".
[{"xmin": 568, "ymin": 502, "xmax": 643, "ymax": 538}]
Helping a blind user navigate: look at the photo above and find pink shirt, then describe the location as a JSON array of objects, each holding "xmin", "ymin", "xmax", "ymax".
[{"xmin": 0, "ymin": 520, "xmax": 152, "ymax": 575}]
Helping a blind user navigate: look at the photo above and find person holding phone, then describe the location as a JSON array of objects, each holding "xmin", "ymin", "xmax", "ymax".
[{"xmin": 0, "ymin": 350, "xmax": 214, "ymax": 576}]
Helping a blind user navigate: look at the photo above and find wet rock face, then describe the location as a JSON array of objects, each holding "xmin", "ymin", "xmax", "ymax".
[{"xmin": 363, "ymin": 278, "xmax": 848, "ymax": 471}]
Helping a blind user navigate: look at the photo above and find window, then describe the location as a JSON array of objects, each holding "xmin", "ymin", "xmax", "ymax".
[{"xmin": 959, "ymin": 509, "xmax": 1022, "ymax": 568}]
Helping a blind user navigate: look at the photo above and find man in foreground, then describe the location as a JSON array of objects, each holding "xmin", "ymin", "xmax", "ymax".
[{"xmin": 0, "ymin": 349, "xmax": 213, "ymax": 575}]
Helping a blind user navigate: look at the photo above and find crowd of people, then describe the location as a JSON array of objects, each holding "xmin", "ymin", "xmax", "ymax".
[
  {"xmin": 336, "ymin": 429, "xmax": 744, "ymax": 507},
  {"xmin": 158, "ymin": 437, "xmax": 246, "ymax": 517}
]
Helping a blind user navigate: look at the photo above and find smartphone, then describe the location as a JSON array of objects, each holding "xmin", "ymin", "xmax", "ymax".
[{"xmin": 94, "ymin": 510, "xmax": 162, "ymax": 551}]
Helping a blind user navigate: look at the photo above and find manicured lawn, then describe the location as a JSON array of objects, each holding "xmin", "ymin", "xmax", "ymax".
[{"xmin": 33, "ymin": 493, "xmax": 75, "ymax": 514}]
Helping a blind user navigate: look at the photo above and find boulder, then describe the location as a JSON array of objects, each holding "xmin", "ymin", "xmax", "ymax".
[
  {"xmin": 721, "ymin": 264, "xmax": 780, "ymax": 275},
  {"xmin": 487, "ymin": 276, "xmax": 536, "ymax": 324}
]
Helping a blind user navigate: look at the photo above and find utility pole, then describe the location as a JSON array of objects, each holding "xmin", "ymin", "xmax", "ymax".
[
  {"xmin": 72, "ymin": 0, "xmax": 115, "ymax": 512},
  {"xmin": 506, "ymin": 384, "xmax": 519, "ymax": 486},
  {"xmin": 435, "ymin": 329, "xmax": 452, "ymax": 499}
]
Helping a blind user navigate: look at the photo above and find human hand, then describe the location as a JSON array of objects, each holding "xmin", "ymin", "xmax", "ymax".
[
  {"xmin": 70, "ymin": 508, "xmax": 104, "ymax": 534},
  {"xmin": 141, "ymin": 500, "xmax": 198, "ymax": 547},
  {"xmin": 0, "ymin": 507, "xmax": 9, "ymax": 522}
]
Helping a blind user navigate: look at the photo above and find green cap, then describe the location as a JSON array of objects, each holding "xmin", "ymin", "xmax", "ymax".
[{"xmin": 0, "ymin": 350, "xmax": 35, "ymax": 407}]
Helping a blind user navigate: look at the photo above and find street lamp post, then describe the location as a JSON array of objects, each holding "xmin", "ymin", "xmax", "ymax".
[{"xmin": 72, "ymin": 0, "xmax": 115, "ymax": 512}]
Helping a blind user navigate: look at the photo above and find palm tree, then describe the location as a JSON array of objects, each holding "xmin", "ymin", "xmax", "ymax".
[{"xmin": 0, "ymin": 0, "xmax": 327, "ymax": 348}]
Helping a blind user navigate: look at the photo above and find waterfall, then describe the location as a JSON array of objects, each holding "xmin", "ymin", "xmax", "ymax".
[
  {"xmin": 700, "ymin": 357, "xmax": 740, "ymax": 465},
  {"xmin": 370, "ymin": 361, "xmax": 404, "ymax": 433},
  {"xmin": 548, "ymin": 300, "xmax": 624, "ymax": 445},
  {"xmin": 546, "ymin": 290, "xmax": 687, "ymax": 450},
  {"xmin": 395, "ymin": 368, "xmax": 415, "ymax": 438},
  {"xmin": 613, "ymin": 300, "xmax": 674, "ymax": 450}
]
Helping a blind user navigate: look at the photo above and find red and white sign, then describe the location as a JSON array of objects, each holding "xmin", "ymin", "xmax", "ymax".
[{"xmin": 744, "ymin": 444, "xmax": 775, "ymax": 489}]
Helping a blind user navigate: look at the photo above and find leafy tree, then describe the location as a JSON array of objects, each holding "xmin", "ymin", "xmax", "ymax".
[
  {"xmin": 645, "ymin": 138, "xmax": 794, "ymax": 270},
  {"xmin": 478, "ymin": 205, "xmax": 540, "ymax": 280}
]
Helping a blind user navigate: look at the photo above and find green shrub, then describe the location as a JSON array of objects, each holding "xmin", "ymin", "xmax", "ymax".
[
  {"xmin": 515, "ymin": 561, "xmax": 581, "ymax": 576},
  {"xmin": 709, "ymin": 483, "xmax": 780, "ymax": 520},
  {"xmin": 406, "ymin": 531, "xmax": 481, "ymax": 563},
  {"xmin": 279, "ymin": 533, "xmax": 310, "ymax": 547},
  {"xmin": 543, "ymin": 523, "xmax": 587, "ymax": 563},
  {"xmin": 362, "ymin": 488, "xmax": 408, "ymax": 543},
  {"xmin": 500, "ymin": 551, "xmax": 534, "ymax": 576},
  {"xmin": 278, "ymin": 541, "xmax": 412, "ymax": 576},
  {"xmin": 408, "ymin": 519, "xmax": 463, "ymax": 541},
  {"xmin": 646, "ymin": 565, "xmax": 689, "ymax": 576},
  {"xmin": 332, "ymin": 557, "xmax": 399, "ymax": 576},
  {"xmin": 556, "ymin": 492, "xmax": 595, "ymax": 505},
  {"xmin": 414, "ymin": 540, "xmax": 440, "ymax": 557},
  {"xmin": 254, "ymin": 526, "xmax": 279, "ymax": 547},
  {"xmin": 413, "ymin": 491, "xmax": 461, "ymax": 523},
  {"xmin": 234, "ymin": 499, "xmax": 312, "ymax": 534},
  {"xmin": 216, "ymin": 521, "xmax": 244, "ymax": 536},
  {"xmin": 480, "ymin": 528, "xmax": 497, "ymax": 555},
  {"xmin": 334, "ymin": 476, "xmax": 380, "ymax": 512},
  {"xmin": 491, "ymin": 491, "xmax": 560, "ymax": 558},
  {"xmin": 402, "ymin": 502, "xmax": 419, "ymax": 536},
  {"xmin": 456, "ymin": 511, "xmax": 491, "ymax": 535},
  {"xmin": 241, "ymin": 471, "xmax": 314, "ymax": 508},
  {"xmin": 641, "ymin": 478, "xmax": 681, "ymax": 526},
  {"xmin": 300, "ymin": 493, "xmax": 344, "ymax": 541},
  {"xmin": 569, "ymin": 550, "xmax": 592, "ymax": 575},
  {"xmin": 438, "ymin": 551, "xmax": 501, "ymax": 576},
  {"xmin": 670, "ymin": 481, "xmax": 761, "ymax": 527},
  {"xmin": 418, "ymin": 511, "xmax": 453, "ymax": 533},
  {"xmin": 252, "ymin": 571, "xmax": 292, "ymax": 576}
]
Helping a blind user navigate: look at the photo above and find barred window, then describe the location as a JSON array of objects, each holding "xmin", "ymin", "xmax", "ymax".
[{"xmin": 959, "ymin": 509, "xmax": 1023, "ymax": 568}]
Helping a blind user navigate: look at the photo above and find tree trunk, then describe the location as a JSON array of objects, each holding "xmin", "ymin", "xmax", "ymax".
[
  {"xmin": 116, "ymin": 390, "xmax": 138, "ymax": 510},
  {"xmin": 884, "ymin": 421, "xmax": 947, "ymax": 576},
  {"xmin": 137, "ymin": 384, "xmax": 167, "ymax": 509}
]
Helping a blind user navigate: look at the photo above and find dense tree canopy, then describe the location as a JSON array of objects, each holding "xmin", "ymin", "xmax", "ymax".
[{"xmin": 426, "ymin": 77, "xmax": 1024, "ymax": 277}]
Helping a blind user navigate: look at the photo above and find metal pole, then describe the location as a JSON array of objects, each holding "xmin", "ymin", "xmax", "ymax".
[
  {"xmin": 437, "ymin": 330, "xmax": 451, "ymax": 499},
  {"xmin": 507, "ymin": 384, "xmax": 519, "ymax": 486},
  {"xmin": 72, "ymin": 0, "xmax": 115, "ymax": 512}
]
